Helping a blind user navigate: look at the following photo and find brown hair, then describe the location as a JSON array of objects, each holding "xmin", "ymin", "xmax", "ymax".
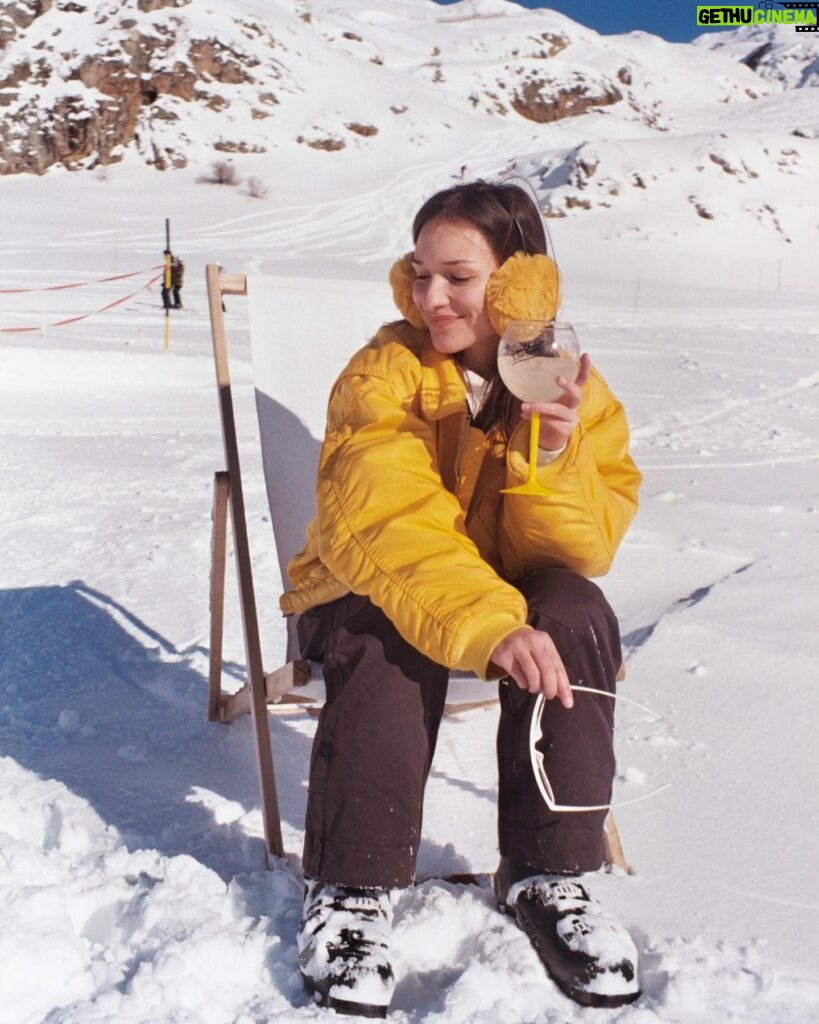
[{"xmin": 412, "ymin": 180, "xmax": 548, "ymax": 439}]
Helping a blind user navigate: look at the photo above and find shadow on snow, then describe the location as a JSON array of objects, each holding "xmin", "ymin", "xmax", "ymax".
[{"xmin": 0, "ymin": 580, "xmax": 313, "ymax": 879}]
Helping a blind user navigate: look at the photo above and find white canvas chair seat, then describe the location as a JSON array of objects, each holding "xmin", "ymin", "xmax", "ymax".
[{"xmin": 205, "ymin": 265, "xmax": 627, "ymax": 872}]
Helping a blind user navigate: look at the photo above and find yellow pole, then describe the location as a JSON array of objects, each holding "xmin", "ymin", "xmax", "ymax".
[{"xmin": 163, "ymin": 249, "xmax": 172, "ymax": 351}]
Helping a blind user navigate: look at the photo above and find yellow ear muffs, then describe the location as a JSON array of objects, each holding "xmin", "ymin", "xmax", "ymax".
[
  {"xmin": 388, "ymin": 252, "xmax": 426, "ymax": 330},
  {"xmin": 389, "ymin": 249, "xmax": 561, "ymax": 336},
  {"xmin": 485, "ymin": 252, "xmax": 562, "ymax": 336}
]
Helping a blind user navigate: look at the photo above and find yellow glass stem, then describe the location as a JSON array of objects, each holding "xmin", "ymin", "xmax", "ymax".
[
  {"xmin": 501, "ymin": 412, "xmax": 546, "ymax": 496},
  {"xmin": 526, "ymin": 412, "xmax": 540, "ymax": 487}
]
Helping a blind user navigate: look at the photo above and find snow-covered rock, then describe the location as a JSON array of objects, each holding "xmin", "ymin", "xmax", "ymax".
[
  {"xmin": 695, "ymin": 22, "xmax": 819, "ymax": 89},
  {"xmin": 0, "ymin": 0, "xmax": 792, "ymax": 175}
]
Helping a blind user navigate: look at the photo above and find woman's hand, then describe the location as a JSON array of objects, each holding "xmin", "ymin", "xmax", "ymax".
[
  {"xmin": 521, "ymin": 352, "xmax": 591, "ymax": 452},
  {"xmin": 490, "ymin": 628, "xmax": 574, "ymax": 708}
]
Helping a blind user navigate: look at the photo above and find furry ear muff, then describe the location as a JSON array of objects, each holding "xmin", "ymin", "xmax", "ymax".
[
  {"xmin": 485, "ymin": 252, "xmax": 561, "ymax": 337},
  {"xmin": 389, "ymin": 252, "xmax": 426, "ymax": 330}
]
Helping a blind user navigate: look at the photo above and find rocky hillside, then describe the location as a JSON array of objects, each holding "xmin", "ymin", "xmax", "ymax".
[
  {"xmin": 1, "ymin": 0, "xmax": 811, "ymax": 176},
  {"xmin": 695, "ymin": 22, "xmax": 819, "ymax": 89}
]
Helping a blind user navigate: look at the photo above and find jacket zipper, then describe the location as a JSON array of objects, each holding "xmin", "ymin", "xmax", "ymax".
[
  {"xmin": 453, "ymin": 414, "xmax": 472, "ymax": 487},
  {"xmin": 452, "ymin": 360, "xmax": 474, "ymax": 487}
]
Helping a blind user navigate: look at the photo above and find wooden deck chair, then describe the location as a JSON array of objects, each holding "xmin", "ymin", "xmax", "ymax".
[{"xmin": 205, "ymin": 264, "xmax": 628, "ymax": 873}]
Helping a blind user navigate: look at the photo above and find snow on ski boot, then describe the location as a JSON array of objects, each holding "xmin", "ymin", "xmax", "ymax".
[
  {"xmin": 298, "ymin": 880, "xmax": 395, "ymax": 1018},
  {"xmin": 496, "ymin": 866, "xmax": 641, "ymax": 1008}
]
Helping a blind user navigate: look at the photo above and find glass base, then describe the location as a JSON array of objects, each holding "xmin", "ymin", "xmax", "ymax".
[{"xmin": 501, "ymin": 481, "xmax": 547, "ymax": 496}]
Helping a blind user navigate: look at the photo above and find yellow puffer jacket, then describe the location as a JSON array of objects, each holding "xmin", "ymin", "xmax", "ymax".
[{"xmin": 280, "ymin": 320, "xmax": 641, "ymax": 679}]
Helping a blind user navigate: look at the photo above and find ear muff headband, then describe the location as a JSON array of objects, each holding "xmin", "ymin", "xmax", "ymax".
[
  {"xmin": 484, "ymin": 252, "xmax": 561, "ymax": 335},
  {"xmin": 388, "ymin": 252, "xmax": 426, "ymax": 330},
  {"xmin": 388, "ymin": 250, "xmax": 561, "ymax": 336}
]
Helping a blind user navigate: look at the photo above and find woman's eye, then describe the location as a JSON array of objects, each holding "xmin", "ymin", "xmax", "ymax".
[{"xmin": 412, "ymin": 273, "xmax": 471, "ymax": 285}]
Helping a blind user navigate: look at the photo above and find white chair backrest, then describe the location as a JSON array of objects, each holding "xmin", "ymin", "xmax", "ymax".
[{"xmin": 247, "ymin": 275, "xmax": 398, "ymax": 654}]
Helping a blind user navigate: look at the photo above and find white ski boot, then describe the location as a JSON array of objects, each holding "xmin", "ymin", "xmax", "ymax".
[
  {"xmin": 497, "ymin": 869, "xmax": 641, "ymax": 1008},
  {"xmin": 298, "ymin": 881, "xmax": 395, "ymax": 1018}
]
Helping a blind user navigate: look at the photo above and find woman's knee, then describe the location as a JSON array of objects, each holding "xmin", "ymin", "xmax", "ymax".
[
  {"xmin": 520, "ymin": 568, "xmax": 613, "ymax": 624},
  {"xmin": 301, "ymin": 592, "xmax": 449, "ymax": 715},
  {"xmin": 518, "ymin": 568, "xmax": 621, "ymax": 674}
]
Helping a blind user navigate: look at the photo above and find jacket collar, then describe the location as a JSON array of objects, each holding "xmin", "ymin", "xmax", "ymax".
[
  {"xmin": 418, "ymin": 337, "xmax": 471, "ymax": 422},
  {"xmin": 380, "ymin": 320, "xmax": 471, "ymax": 422}
]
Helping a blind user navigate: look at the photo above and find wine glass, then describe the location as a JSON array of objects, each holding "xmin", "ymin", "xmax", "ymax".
[{"xmin": 497, "ymin": 320, "xmax": 582, "ymax": 496}]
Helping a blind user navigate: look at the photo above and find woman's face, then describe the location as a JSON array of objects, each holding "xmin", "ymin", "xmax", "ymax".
[{"xmin": 412, "ymin": 216, "xmax": 499, "ymax": 377}]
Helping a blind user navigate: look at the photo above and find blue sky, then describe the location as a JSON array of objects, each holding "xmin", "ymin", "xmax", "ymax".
[{"xmin": 432, "ymin": 1, "xmax": 704, "ymax": 43}]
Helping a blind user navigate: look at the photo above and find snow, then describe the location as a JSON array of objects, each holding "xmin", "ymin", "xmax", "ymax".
[
  {"xmin": 1, "ymin": 1, "xmax": 819, "ymax": 1021},
  {"xmin": 694, "ymin": 24, "xmax": 819, "ymax": 90}
]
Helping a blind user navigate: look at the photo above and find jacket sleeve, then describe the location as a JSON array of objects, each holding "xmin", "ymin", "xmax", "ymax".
[
  {"xmin": 314, "ymin": 366, "xmax": 529, "ymax": 678},
  {"xmin": 499, "ymin": 369, "xmax": 642, "ymax": 580}
]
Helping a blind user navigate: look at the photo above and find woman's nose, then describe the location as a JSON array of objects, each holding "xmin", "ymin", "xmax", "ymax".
[{"xmin": 422, "ymin": 276, "xmax": 448, "ymax": 309}]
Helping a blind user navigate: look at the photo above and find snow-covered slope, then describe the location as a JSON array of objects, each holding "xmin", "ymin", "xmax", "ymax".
[
  {"xmin": 695, "ymin": 21, "xmax": 819, "ymax": 89},
  {"xmin": 0, "ymin": 2, "xmax": 818, "ymax": 1022},
  {"xmin": 1, "ymin": 2, "xmax": 817, "ymax": 284},
  {"xmin": 3, "ymin": 0, "xmax": 817, "ymax": 271}
]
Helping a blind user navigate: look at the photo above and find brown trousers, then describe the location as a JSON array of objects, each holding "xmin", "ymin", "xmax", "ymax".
[{"xmin": 298, "ymin": 568, "xmax": 621, "ymax": 889}]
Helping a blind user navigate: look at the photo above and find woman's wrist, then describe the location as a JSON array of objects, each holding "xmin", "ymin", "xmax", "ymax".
[{"xmin": 536, "ymin": 442, "xmax": 567, "ymax": 466}]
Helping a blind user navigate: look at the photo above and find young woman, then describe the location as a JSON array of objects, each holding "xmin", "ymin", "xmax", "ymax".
[{"xmin": 280, "ymin": 180, "xmax": 643, "ymax": 1017}]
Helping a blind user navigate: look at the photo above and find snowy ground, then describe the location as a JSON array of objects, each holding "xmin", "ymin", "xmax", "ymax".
[{"xmin": 1, "ymin": 116, "xmax": 818, "ymax": 1023}]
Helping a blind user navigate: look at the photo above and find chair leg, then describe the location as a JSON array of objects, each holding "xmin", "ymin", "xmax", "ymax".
[
  {"xmin": 207, "ymin": 267, "xmax": 287, "ymax": 864},
  {"xmin": 603, "ymin": 812, "xmax": 629, "ymax": 873},
  {"xmin": 207, "ymin": 468, "xmax": 284, "ymax": 859},
  {"xmin": 208, "ymin": 471, "xmax": 230, "ymax": 722}
]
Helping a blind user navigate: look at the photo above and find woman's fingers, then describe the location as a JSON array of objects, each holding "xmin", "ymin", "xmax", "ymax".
[
  {"xmin": 530, "ymin": 641, "xmax": 573, "ymax": 708},
  {"xmin": 522, "ymin": 399, "xmax": 578, "ymax": 450},
  {"xmin": 513, "ymin": 650, "xmax": 539, "ymax": 694},
  {"xmin": 574, "ymin": 352, "xmax": 592, "ymax": 387},
  {"xmin": 554, "ymin": 356, "xmax": 590, "ymax": 405},
  {"xmin": 492, "ymin": 629, "xmax": 574, "ymax": 708},
  {"xmin": 558, "ymin": 352, "xmax": 591, "ymax": 397},
  {"xmin": 522, "ymin": 353, "xmax": 591, "ymax": 414},
  {"xmin": 552, "ymin": 657, "xmax": 574, "ymax": 709},
  {"xmin": 522, "ymin": 401, "xmax": 576, "ymax": 421}
]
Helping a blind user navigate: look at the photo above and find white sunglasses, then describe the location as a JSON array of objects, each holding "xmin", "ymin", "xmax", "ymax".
[{"xmin": 529, "ymin": 685, "xmax": 671, "ymax": 813}]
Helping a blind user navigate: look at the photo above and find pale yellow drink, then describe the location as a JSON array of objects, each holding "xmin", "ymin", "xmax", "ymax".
[
  {"xmin": 496, "ymin": 321, "xmax": 582, "ymax": 496},
  {"xmin": 497, "ymin": 350, "xmax": 580, "ymax": 403}
]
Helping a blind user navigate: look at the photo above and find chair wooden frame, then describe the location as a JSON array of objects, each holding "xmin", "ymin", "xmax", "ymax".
[{"xmin": 205, "ymin": 264, "xmax": 629, "ymax": 872}]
